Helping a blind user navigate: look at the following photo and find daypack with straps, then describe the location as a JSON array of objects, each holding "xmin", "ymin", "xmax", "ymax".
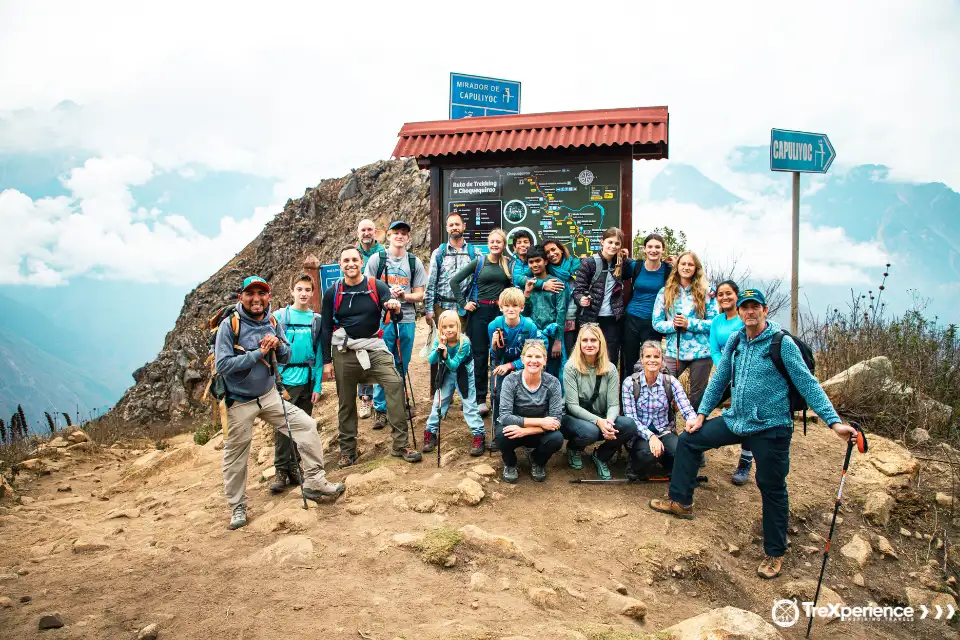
[
  {"xmin": 279, "ymin": 306, "xmax": 322, "ymax": 376},
  {"xmin": 433, "ymin": 242, "xmax": 478, "ymax": 279},
  {"xmin": 580, "ymin": 373, "xmax": 605, "ymax": 416},
  {"xmin": 630, "ymin": 370, "xmax": 678, "ymax": 430},
  {"xmin": 375, "ymin": 249, "xmax": 418, "ymax": 283},
  {"xmin": 205, "ymin": 304, "xmax": 279, "ymax": 400},
  {"xmin": 728, "ymin": 329, "xmax": 817, "ymax": 434},
  {"xmin": 631, "ymin": 259, "xmax": 672, "ymax": 284},
  {"xmin": 332, "ymin": 276, "xmax": 383, "ymax": 338}
]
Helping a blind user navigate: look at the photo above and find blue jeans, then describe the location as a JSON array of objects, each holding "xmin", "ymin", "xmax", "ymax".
[
  {"xmin": 425, "ymin": 363, "xmax": 484, "ymax": 436},
  {"xmin": 373, "ymin": 321, "xmax": 416, "ymax": 413},
  {"xmin": 669, "ymin": 416, "xmax": 792, "ymax": 557}
]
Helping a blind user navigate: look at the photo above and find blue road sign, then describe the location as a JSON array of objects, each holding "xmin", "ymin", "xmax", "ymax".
[
  {"xmin": 770, "ymin": 128, "xmax": 836, "ymax": 173},
  {"xmin": 450, "ymin": 72, "xmax": 521, "ymax": 119},
  {"xmin": 318, "ymin": 264, "xmax": 342, "ymax": 295}
]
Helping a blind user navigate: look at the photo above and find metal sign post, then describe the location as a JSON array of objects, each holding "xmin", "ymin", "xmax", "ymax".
[
  {"xmin": 770, "ymin": 128, "xmax": 836, "ymax": 333},
  {"xmin": 450, "ymin": 72, "xmax": 521, "ymax": 119}
]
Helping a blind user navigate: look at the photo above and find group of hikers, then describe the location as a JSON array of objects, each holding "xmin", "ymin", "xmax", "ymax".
[{"xmin": 212, "ymin": 212, "xmax": 857, "ymax": 581}]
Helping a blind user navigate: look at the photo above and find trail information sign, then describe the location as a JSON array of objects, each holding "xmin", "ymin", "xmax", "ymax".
[
  {"xmin": 442, "ymin": 163, "xmax": 620, "ymax": 257},
  {"xmin": 318, "ymin": 264, "xmax": 343, "ymax": 295}
]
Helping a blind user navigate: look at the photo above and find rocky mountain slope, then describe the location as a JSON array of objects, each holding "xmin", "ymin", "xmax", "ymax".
[
  {"xmin": 1, "ymin": 332, "xmax": 958, "ymax": 639},
  {"xmin": 111, "ymin": 158, "xmax": 431, "ymax": 425}
]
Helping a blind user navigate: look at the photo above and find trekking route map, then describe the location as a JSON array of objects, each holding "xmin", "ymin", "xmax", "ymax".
[{"xmin": 442, "ymin": 163, "xmax": 620, "ymax": 258}]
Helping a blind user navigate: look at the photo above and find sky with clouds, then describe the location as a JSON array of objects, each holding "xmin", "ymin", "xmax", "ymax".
[{"xmin": 0, "ymin": 0, "xmax": 958, "ymax": 296}]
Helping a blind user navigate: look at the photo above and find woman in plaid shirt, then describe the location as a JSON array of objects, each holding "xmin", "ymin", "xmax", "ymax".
[{"xmin": 622, "ymin": 340, "xmax": 698, "ymax": 480}]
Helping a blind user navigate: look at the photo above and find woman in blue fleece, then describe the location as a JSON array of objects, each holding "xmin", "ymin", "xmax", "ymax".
[{"xmin": 649, "ymin": 287, "xmax": 857, "ymax": 581}]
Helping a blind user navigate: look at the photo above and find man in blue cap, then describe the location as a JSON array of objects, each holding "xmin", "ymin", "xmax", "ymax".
[
  {"xmin": 649, "ymin": 287, "xmax": 857, "ymax": 580},
  {"xmin": 215, "ymin": 275, "xmax": 344, "ymax": 530}
]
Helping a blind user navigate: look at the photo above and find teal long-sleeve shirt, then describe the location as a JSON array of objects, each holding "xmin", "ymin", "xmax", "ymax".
[
  {"xmin": 698, "ymin": 320, "xmax": 840, "ymax": 434},
  {"xmin": 709, "ymin": 313, "xmax": 743, "ymax": 367},
  {"xmin": 427, "ymin": 336, "xmax": 473, "ymax": 371}
]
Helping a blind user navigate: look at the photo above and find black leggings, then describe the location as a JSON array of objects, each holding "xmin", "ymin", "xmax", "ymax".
[
  {"xmin": 622, "ymin": 314, "xmax": 663, "ymax": 379},
  {"xmin": 598, "ymin": 317, "xmax": 623, "ymax": 368},
  {"xmin": 466, "ymin": 303, "xmax": 501, "ymax": 403}
]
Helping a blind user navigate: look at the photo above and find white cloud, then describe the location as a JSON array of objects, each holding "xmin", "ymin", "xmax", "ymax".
[
  {"xmin": 0, "ymin": 0, "xmax": 957, "ymax": 193},
  {"xmin": 0, "ymin": 156, "xmax": 278, "ymax": 286},
  {"xmin": 634, "ymin": 196, "xmax": 889, "ymax": 288}
]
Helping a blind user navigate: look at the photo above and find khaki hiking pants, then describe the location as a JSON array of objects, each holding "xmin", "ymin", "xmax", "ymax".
[
  {"xmin": 333, "ymin": 348, "xmax": 409, "ymax": 458},
  {"xmin": 222, "ymin": 387, "xmax": 328, "ymax": 508}
]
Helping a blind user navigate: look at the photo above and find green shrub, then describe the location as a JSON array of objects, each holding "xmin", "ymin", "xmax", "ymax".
[{"xmin": 193, "ymin": 423, "xmax": 213, "ymax": 446}]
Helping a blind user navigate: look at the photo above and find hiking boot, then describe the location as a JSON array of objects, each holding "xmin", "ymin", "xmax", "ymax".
[
  {"xmin": 649, "ymin": 497, "xmax": 695, "ymax": 519},
  {"xmin": 592, "ymin": 453, "xmax": 611, "ymax": 481},
  {"xmin": 392, "ymin": 447, "xmax": 422, "ymax": 463},
  {"xmin": 487, "ymin": 438, "xmax": 499, "ymax": 452},
  {"xmin": 625, "ymin": 459, "xmax": 642, "ymax": 482},
  {"xmin": 372, "ymin": 411, "xmax": 387, "ymax": 430},
  {"xmin": 229, "ymin": 503, "xmax": 247, "ymax": 530},
  {"xmin": 502, "ymin": 465, "xmax": 519, "ymax": 483},
  {"xmin": 757, "ymin": 555, "xmax": 783, "ymax": 579},
  {"xmin": 269, "ymin": 470, "xmax": 290, "ymax": 494},
  {"xmin": 358, "ymin": 396, "xmax": 372, "ymax": 419},
  {"xmin": 470, "ymin": 435, "xmax": 485, "ymax": 456},
  {"xmin": 567, "ymin": 447, "xmax": 583, "ymax": 470},
  {"xmin": 732, "ymin": 457, "xmax": 753, "ymax": 486},
  {"xmin": 530, "ymin": 462, "xmax": 547, "ymax": 482},
  {"xmin": 422, "ymin": 430, "xmax": 436, "ymax": 453},
  {"xmin": 302, "ymin": 479, "xmax": 345, "ymax": 501},
  {"xmin": 338, "ymin": 454, "xmax": 357, "ymax": 469}
]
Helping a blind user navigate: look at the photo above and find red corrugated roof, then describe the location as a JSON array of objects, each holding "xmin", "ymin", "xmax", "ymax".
[{"xmin": 392, "ymin": 106, "xmax": 668, "ymax": 163}]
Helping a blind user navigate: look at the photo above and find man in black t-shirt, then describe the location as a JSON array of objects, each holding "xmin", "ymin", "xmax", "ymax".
[{"xmin": 320, "ymin": 245, "xmax": 422, "ymax": 468}]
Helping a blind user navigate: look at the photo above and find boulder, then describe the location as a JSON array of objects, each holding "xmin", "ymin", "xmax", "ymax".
[
  {"xmin": 344, "ymin": 466, "xmax": 397, "ymax": 496},
  {"xmin": 873, "ymin": 535, "xmax": 898, "ymax": 560},
  {"xmin": 19, "ymin": 458, "xmax": 43, "ymax": 471},
  {"xmin": 38, "ymin": 614, "xmax": 65, "ymax": 630},
  {"xmin": 73, "ymin": 536, "xmax": 110, "ymax": 553},
  {"xmin": 909, "ymin": 428, "xmax": 931, "ymax": 444},
  {"xmin": 137, "ymin": 623, "xmax": 160, "ymax": 640},
  {"xmin": 471, "ymin": 463, "xmax": 496, "ymax": 478},
  {"xmin": 935, "ymin": 492, "xmax": 955, "ymax": 508},
  {"xmin": 618, "ymin": 597, "xmax": 647, "ymax": 620},
  {"xmin": 840, "ymin": 534, "xmax": 872, "ymax": 568},
  {"xmin": 66, "ymin": 430, "xmax": 90, "ymax": 444},
  {"xmin": 821, "ymin": 356, "xmax": 893, "ymax": 400},
  {"xmin": 862, "ymin": 491, "xmax": 895, "ymax": 526},
  {"xmin": 846, "ymin": 434, "xmax": 919, "ymax": 499},
  {"xmin": 245, "ymin": 535, "xmax": 314, "ymax": 567},
  {"xmin": 412, "ymin": 499, "xmax": 436, "ymax": 513},
  {"xmin": 458, "ymin": 524, "xmax": 532, "ymax": 565},
  {"xmin": 457, "ymin": 478, "xmax": 485, "ymax": 506},
  {"xmin": 47, "ymin": 437, "xmax": 70, "ymax": 448},
  {"xmin": 664, "ymin": 606, "xmax": 784, "ymax": 640},
  {"xmin": 904, "ymin": 587, "xmax": 957, "ymax": 611},
  {"xmin": 527, "ymin": 587, "xmax": 559, "ymax": 609},
  {"xmin": 248, "ymin": 507, "xmax": 315, "ymax": 534},
  {"xmin": 783, "ymin": 580, "xmax": 844, "ymax": 622}
]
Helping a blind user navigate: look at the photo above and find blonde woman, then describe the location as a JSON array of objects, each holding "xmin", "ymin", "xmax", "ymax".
[
  {"xmin": 495, "ymin": 340, "xmax": 564, "ymax": 483},
  {"xmin": 652, "ymin": 251, "xmax": 717, "ymax": 411},
  {"xmin": 450, "ymin": 229, "xmax": 514, "ymax": 415},
  {"xmin": 561, "ymin": 324, "xmax": 638, "ymax": 480}
]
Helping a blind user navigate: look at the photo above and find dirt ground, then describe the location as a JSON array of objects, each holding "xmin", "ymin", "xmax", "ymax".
[{"xmin": 1, "ymin": 321, "xmax": 957, "ymax": 639}]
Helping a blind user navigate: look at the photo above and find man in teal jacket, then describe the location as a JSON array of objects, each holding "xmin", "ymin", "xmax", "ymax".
[
  {"xmin": 355, "ymin": 218, "xmax": 384, "ymax": 419},
  {"xmin": 649, "ymin": 288, "xmax": 856, "ymax": 581}
]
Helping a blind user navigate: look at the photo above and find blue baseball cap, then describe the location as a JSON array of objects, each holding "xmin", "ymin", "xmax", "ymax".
[
  {"xmin": 737, "ymin": 288, "xmax": 767, "ymax": 307},
  {"xmin": 241, "ymin": 276, "xmax": 271, "ymax": 293},
  {"xmin": 388, "ymin": 220, "xmax": 411, "ymax": 233}
]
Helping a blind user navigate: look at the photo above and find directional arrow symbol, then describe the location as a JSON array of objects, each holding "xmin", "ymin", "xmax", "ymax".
[
  {"xmin": 947, "ymin": 604, "xmax": 956, "ymax": 620},
  {"xmin": 935, "ymin": 605, "xmax": 943, "ymax": 620},
  {"xmin": 920, "ymin": 605, "xmax": 929, "ymax": 619}
]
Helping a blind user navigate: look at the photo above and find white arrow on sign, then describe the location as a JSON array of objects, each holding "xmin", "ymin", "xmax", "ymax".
[
  {"xmin": 920, "ymin": 605, "xmax": 929, "ymax": 619},
  {"xmin": 935, "ymin": 605, "xmax": 943, "ymax": 619}
]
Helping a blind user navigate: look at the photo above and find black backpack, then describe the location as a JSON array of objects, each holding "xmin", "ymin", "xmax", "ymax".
[{"xmin": 730, "ymin": 329, "xmax": 817, "ymax": 434}]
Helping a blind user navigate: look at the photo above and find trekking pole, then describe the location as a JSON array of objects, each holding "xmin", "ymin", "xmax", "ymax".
[
  {"xmin": 391, "ymin": 315, "xmax": 418, "ymax": 449},
  {"xmin": 675, "ymin": 328, "xmax": 682, "ymax": 376},
  {"xmin": 270, "ymin": 352, "xmax": 308, "ymax": 510},
  {"xmin": 432, "ymin": 362, "xmax": 448, "ymax": 467},
  {"xmin": 806, "ymin": 422, "xmax": 868, "ymax": 639}
]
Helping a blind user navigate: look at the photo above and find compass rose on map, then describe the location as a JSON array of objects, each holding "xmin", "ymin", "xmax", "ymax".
[
  {"xmin": 577, "ymin": 169, "xmax": 595, "ymax": 186},
  {"xmin": 503, "ymin": 199, "xmax": 528, "ymax": 224}
]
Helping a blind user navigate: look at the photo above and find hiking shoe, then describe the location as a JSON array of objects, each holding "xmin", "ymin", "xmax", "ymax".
[
  {"xmin": 470, "ymin": 435, "xmax": 485, "ymax": 456},
  {"xmin": 625, "ymin": 459, "xmax": 641, "ymax": 482},
  {"xmin": 269, "ymin": 470, "xmax": 290, "ymax": 494},
  {"xmin": 592, "ymin": 453, "xmax": 611, "ymax": 481},
  {"xmin": 530, "ymin": 462, "xmax": 547, "ymax": 482},
  {"xmin": 478, "ymin": 402, "xmax": 490, "ymax": 417},
  {"xmin": 649, "ymin": 497, "xmax": 694, "ymax": 519},
  {"xmin": 338, "ymin": 454, "xmax": 357, "ymax": 469},
  {"xmin": 757, "ymin": 556, "xmax": 783, "ymax": 579},
  {"xmin": 732, "ymin": 457, "xmax": 753, "ymax": 486},
  {"xmin": 392, "ymin": 447, "xmax": 422, "ymax": 463},
  {"xmin": 372, "ymin": 411, "xmax": 387, "ymax": 430},
  {"xmin": 567, "ymin": 447, "xmax": 583, "ymax": 470},
  {"xmin": 302, "ymin": 479, "xmax": 345, "ymax": 501},
  {"xmin": 422, "ymin": 430, "xmax": 436, "ymax": 453},
  {"xmin": 358, "ymin": 396, "xmax": 372, "ymax": 419},
  {"xmin": 487, "ymin": 438, "xmax": 499, "ymax": 452},
  {"xmin": 502, "ymin": 465, "xmax": 519, "ymax": 483},
  {"xmin": 229, "ymin": 503, "xmax": 247, "ymax": 530}
]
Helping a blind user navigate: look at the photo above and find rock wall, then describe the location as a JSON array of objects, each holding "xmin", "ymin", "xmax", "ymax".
[{"xmin": 112, "ymin": 158, "xmax": 431, "ymax": 425}]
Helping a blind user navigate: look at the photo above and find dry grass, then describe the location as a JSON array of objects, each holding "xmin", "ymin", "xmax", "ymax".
[{"xmin": 418, "ymin": 526, "xmax": 463, "ymax": 565}]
